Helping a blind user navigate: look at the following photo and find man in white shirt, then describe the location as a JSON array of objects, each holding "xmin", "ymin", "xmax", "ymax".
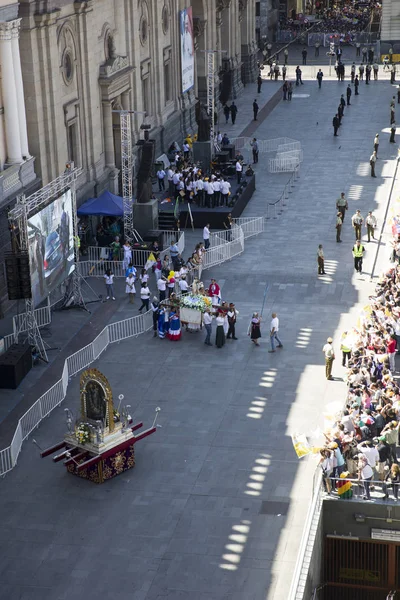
[
  {"xmin": 172, "ymin": 171, "xmax": 181, "ymax": 195},
  {"xmin": 167, "ymin": 167, "xmax": 174, "ymax": 196},
  {"xmin": 206, "ymin": 180, "xmax": 214, "ymax": 208},
  {"xmin": 203, "ymin": 309, "xmax": 213, "ymax": 346},
  {"xmin": 322, "ymin": 336, "xmax": 335, "ymax": 380},
  {"xmin": 183, "ymin": 142, "xmax": 190, "ymax": 160},
  {"xmin": 196, "ymin": 177, "xmax": 205, "ymax": 207},
  {"xmin": 157, "ymin": 168, "xmax": 166, "ymax": 192},
  {"xmin": 220, "ymin": 178, "xmax": 231, "ymax": 206},
  {"xmin": 203, "ymin": 223, "xmax": 210, "ymax": 249},
  {"xmin": 178, "ymin": 276, "xmax": 189, "ymax": 293},
  {"xmin": 365, "ymin": 211, "xmax": 377, "ymax": 242},
  {"xmin": 269, "ymin": 312, "xmax": 283, "ymax": 353},
  {"xmin": 157, "ymin": 276, "xmax": 167, "ymax": 301},
  {"xmin": 213, "ymin": 178, "xmax": 221, "ymax": 207},
  {"xmin": 357, "ymin": 440, "xmax": 379, "ymax": 479},
  {"xmin": 236, "ymin": 159, "xmax": 243, "ymax": 184}
]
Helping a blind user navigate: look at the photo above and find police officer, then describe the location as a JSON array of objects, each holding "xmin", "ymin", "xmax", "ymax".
[
  {"xmin": 336, "ymin": 212, "xmax": 343, "ymax": 243},
  {"xmin": 346, "ymin": 84, "xmax": 352, "ymax": 106},
  {"xmin": 351, "ymin": 210, "xmax": 363, "ymax": 240},
  {"xmin": 333, "ymin": 113, "xmax": 340, "ymax": 136},
  {"xmin": 370, "ymin": 150, "xmax": 377, "ymax": 177},
  {"xmin": 352, "ymin": 240, "xmax": 365, "ymax": 274},
  {"xmin": 336, "ymin": 192, "xmax": 348, "ymax": 222}
]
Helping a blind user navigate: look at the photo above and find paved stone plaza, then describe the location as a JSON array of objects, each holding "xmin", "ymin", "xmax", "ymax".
[{"xmin": 1, "ymin": 55, "xmax": 400, "ymax": 600}]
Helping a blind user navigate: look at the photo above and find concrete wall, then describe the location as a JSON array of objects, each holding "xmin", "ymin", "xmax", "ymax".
[{"xmin": 322, "ymin": 499, "xmax": 400, "ymax": 540}]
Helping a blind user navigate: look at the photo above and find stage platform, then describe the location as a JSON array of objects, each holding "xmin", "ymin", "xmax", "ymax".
[{"xmin": 158, "ymin": 174, "xmax": 256, "ymax": 229}]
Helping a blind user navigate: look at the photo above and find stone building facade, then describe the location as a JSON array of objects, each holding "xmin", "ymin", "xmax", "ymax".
[
  {"xmin": 0, "ymin": 0, "xmax": 39, "ymax": 317},
  {"xmin": 18, "ymin": 0, "xmax": 258, "ymax": 202}
]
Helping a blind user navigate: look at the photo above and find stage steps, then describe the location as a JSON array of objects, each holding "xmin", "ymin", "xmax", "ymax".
[{"xmin": 158, "ymin": 210, "xmax": 176, "ymax": 230}]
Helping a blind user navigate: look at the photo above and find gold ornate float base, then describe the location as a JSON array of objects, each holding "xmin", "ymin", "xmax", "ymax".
[{"xmin": 65, "ymin": 441, "xmax": 136, "ymax": 484}]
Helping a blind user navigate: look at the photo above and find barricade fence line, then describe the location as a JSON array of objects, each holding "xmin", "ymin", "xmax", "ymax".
[{"xmin": 0, "ymin": 183, "xmax": 300, "ymax": 476}]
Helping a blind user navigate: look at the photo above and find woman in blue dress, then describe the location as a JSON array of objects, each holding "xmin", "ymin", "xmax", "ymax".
[
  {"xmin": 167, "ymin": 309, "xmax": 181, "ymax": 341},
  {"xmin": 158, "ymin": 306, "xmax": 167, "ymax": 339}
]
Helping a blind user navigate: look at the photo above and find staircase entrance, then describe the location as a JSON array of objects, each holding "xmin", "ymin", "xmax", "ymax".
[{"xmin": 321, "ymin": 537, "xmax": 400, "ymax": 599}]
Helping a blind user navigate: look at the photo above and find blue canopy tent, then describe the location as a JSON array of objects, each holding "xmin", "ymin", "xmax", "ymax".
[{"xmin": 77, "ymin": 190, "xmax": 132, "ymax": 216}]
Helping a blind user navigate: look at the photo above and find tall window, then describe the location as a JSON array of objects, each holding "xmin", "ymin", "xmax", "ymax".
[
  {"xmin": 142, "ymin": 77, "xmax": 150, "ymax": 114},
  {"xmin": 256, "ymin": 2, "xmax": 260, "ymax": 16},
  {"xmin": 67, "ymin": 122, "xmax": 79, "ymax": 166},
  {"xmin": 164, "ymin": 62, "xmax": 171, "ymax": 103}
]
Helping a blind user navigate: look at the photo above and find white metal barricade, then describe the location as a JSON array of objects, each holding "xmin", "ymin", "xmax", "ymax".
[
  {"xmin": 269, "ymin": 157, "xmax": 300, "ymax": 173},
  {"xmin": 79, "ymin": 260, "xmax": 126, "ymax": 278},
  {"xmin": 66, "ymin": 344, "xmax": 95, "ymax": 377},
  {"xmin": 0, "ymin": 446, "xmax": 12, "ymax": 474},
  {"xmin": 233, "ymin": 217, "xmax": 265, "ymax": 239},
  {"xmin": 19, "ymin": 400, "xmax": 42, "ymax": 440},
  {"xmin": 40, "ymin": 379, "xmax": 65, "ymax": 419},
  {"xmin": 9, "ymin": 423, "xmax": 22, "ymax": 465},
  {"xmin": 62, "ymin": 361, "xmax": 69, "ymax": 396},
  {"xmin": 92, "ymin": 326, "xmax": 109, "ymax": 360}
]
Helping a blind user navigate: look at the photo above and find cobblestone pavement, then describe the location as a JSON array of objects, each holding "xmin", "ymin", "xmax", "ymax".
[{"xmin": 1, "ymin": 64, "xmax": 400, "ymax": 600}]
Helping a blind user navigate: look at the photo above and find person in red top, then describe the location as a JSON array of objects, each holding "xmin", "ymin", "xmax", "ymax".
[
  {"xmin": 209, "ymin": 279, "xmax": 221, "ymax": 307},
  {"xmin": 387, "ymin": 335, "xmax": 397, "ymax": 373}
]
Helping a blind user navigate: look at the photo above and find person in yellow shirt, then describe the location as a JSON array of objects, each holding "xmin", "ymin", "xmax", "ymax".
[{"xmin": 340, "ymin": 331, "xmax": 352, "ymax": 367}]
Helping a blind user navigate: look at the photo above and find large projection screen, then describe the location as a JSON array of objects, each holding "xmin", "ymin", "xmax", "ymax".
[
  {"xmin": 28, "ymin": 189, "xmax": 75, "ymax": 307},
  {"xmin": 180, "ymin": 7, "xmax": 194, "ymax": 93}
]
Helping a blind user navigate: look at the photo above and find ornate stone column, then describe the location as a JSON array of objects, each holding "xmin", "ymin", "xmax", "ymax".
[
  {"xmin": 102, "ymin": 100, "xmax": 115, "ymax": 168},
  {"xmin": 10, "ymin": 19, "xmax": 30, "ymax": 159},
  {"xmin": 0, "ymin": 83, "xmax": 6, "ymax": 170},
  {"xmin": 0, "ymin": 21, "xmax": 22, "ymax": 164}
]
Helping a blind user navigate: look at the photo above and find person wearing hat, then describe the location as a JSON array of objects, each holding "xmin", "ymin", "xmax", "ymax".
[
  {"xmin": 227, "ymin": 303, "xmax": 238, "ymax": 340},
  {"xmin": 336, "ymin": 212, "xmax": 343, "ymax": 243},
  {"xmin": 336, "ymin": 192, "xmax": 348, "ymax": 223},
  {"xmin": 351, "ymin": 209, "xmax": 363, "ymax": 240},
  {"xmin": 365, "ymin": 211, "xmax": 377, "ymax": 242},
  {"xmin": 322, "ymin": 337, "xmax": 335, "ymax": 380},
  {"xmin": 352, "ymin": 239, "xmax": 365, "ymax": 274}
]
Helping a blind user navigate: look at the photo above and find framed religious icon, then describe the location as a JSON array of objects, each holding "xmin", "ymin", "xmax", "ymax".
[{"xmin": 80, "ymin": 368, "xmax": 115, "ymax": 432}]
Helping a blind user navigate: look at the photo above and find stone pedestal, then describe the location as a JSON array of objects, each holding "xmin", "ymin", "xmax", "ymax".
[
  {"xmin": 193, "ymin": 141, "xmax": 212, "ymax": 171},
  {"xmin": 133, "ymin": 197, "xmax": 158, "ymax": 236}
]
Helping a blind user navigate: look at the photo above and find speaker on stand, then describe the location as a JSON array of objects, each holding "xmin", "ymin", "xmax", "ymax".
[{"xmin": 5, "ymin": 251, "xmax": 32, "ymax": 301}]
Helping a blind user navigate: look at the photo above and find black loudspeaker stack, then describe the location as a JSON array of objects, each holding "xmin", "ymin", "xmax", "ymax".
[
  {"xmin": 0, "ymin": 343, "xmax": 32, "ymax": 389},
  {"xmin": 137, "ymin": 140, "xmax": 155, "ymax": 182},
  {"xmin": 5, "ymin": 252, "xmax": 32, "ymax": 300}
]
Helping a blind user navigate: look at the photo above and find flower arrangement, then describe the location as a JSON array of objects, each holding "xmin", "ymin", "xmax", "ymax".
[
  {"xmin": 180, "ymin": 294, "xmax": 212, "ymax": 312},
  {"xmin": 76, "ymin": 423, "xmax": 91, "ymax": 444}
]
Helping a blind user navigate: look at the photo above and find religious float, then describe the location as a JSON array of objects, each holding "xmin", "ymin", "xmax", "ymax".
[
  {"xmin": 179, "ymin": 293, "xmax": 212, "ymax": 326},
  {"xmin": 41, "ymin": 368, "xmax": 160, "ymax": 483}
]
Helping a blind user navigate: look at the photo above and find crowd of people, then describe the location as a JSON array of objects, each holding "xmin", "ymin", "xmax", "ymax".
[
  {"xmin": 319, "ymin": 263, "xmax": 400, "ymax": 501},
  {"xmin": 157, "ymin": 136, "xmax": 255, "ymax": 209},
  {"xmin": 278, "ymin": 0, "xmax": 378, "ymax": 39}
]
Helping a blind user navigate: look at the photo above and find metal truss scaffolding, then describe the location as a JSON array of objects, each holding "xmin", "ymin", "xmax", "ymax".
[{"xmin": 9, "ymin": 169, "xmax": 83, "ymax": 362}]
